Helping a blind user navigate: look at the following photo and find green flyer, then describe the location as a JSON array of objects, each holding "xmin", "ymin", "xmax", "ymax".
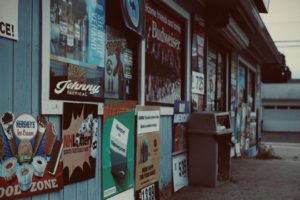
[{"xmin": 102, "ymin": 100, "xmax": 137, "ymax": 199}]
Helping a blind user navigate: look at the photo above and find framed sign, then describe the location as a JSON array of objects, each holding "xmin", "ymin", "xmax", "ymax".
[
  {"xmin": 145, "ymin": 1, "xmax": 183, "ymax": 105},
  {"xmin": 42, "ymin": 0, "xmax": 106, "ymax": 114}
]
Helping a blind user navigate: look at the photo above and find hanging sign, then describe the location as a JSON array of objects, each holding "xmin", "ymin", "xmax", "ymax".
[
  {"xmin": 121, "ymin": 0, "xmax": 145, "ymax": 37},
  {"xmin": 0, "ymin": 0, "xmax": 19, "ymax": 40}
]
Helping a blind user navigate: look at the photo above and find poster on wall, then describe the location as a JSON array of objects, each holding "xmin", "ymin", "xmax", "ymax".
[
  {"xmin": 0, "ymin": 112, "xmax": 64, "ymax": 199},
  {"xmin": 191, "ymin": 16, "xmax": 205, "ymax": 73},
  {"xmin": 105, "ymin": 26, "xmax": 133, "ymax": 100},
  {"xmin": 172, "ymin": 153, "xmax": 188, "ymax": 192},
  {"xmin": 172, "ymin": 101, "xmax": 190, "ymax": 155},
  {"xmin": 102, "ymin": 100, "xmax": 136, "ymax": 200},
  {"xmin": 62, "ymin": 103, "xmax": 98, "ymax": 185},
  {"xmin": 191, "ymin": 71, "xmax": 204, "ymax": 95},
  {"xmin": 49, "ymin": 0, "xmax": 106, "ymax": 102},
  {"xmin": 230, "ymin": 58, "xmax": 237, "ymax": 113},
  {"xmin": 0, "ymin": 0, "xmax": 19, "ymax": 40},
  {"xmin": 120, "ymin": 0, "xmax": 145, "ymax": 37},
  {"xmin": 145, "ymin": 1, "xmax": 183, "ymax": 105},
  {"xmin": 135, "ymin": 106, "xmax": 160, "ymax": 200}
]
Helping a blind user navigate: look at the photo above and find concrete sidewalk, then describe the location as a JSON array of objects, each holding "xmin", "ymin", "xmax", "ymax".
[{"xmin": 167, "ymin": 159, "xmax": 300, "ymax": 200}]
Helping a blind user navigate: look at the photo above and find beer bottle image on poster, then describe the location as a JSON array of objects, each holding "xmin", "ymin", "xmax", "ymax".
[
  {"xmin": 62, "ymin": 103, "xmax": 98, "ymax": 185},
  {"xmin": 102, "ymin": 100, "xmax": 136, "ymax": 199},
  {"xmin": 0, "ymin": 112, "xmax": 64, "ymax": 200},
  {"xmin": 49, "ymin": 0, "xmax": 106, "ymax": 102}
]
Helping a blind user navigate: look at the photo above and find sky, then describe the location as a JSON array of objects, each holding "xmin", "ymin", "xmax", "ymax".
[{"xmin": 260, "ymin": 0, "xmax": 300, "ymax": 79}]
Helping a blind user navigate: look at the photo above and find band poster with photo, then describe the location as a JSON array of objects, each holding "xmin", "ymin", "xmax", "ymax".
[
  {"xmin": 105, "ymin": 26, "xmax": 133, "ymax": 100},
  {"xmin": 145, "ymin": 1, "xmax": 183, "ymax": 105},
  {"xmin": 62, "ymin": 103, "xmax": 98, "ymax": 185},
  {"xmin": 49, "ymin": 0, "xmax": 106, "ymax": 102},
  {"xmin": 135, "ymin": 106, "xmax": 160, "ymax": 200},
  {"xmin": 102, "ymin": 100, "xmax": 137, "ymax": 200},
  {"xmin": 0, "ymin": 112, "xmax": 63, "ymax": 200},
  {"xmin": 191, "ymin": 16, "xmax": 205, "ymax": 112}
]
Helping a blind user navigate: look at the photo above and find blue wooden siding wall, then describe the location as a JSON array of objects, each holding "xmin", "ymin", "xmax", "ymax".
[{"xmin": 0, "ymin": 1, "xmax": 174, "ymax": 200}]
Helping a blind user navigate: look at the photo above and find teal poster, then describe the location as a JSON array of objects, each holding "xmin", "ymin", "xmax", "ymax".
[{"xmin": 102, "ymin": 100, "xmax": 137, "ymax": 199}]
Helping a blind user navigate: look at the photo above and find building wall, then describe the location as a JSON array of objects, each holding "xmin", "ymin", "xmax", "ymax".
[
  {"xmin": 262, "ymin": 84, "xmax": 300, "ymax": 132},
  {"xmin": 0, "ymin": 1, "xmax": 174, "ymax": 199}
]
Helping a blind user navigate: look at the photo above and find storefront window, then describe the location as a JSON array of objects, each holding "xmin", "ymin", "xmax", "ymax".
[
  {"xmin": 191, "ymin": 16, "xmax": 205, "ymax": 112},
  {"xmin": 216, "ymin": 52, "xmax": 226, "ymax": 112},
  {"xmin": 238, "ymin": 65, "xmax": 247, "ymax": 106},
  {"xmin": 248, "ymin": 71, "xmax": 255, "ymax": 111},
  {"xmin": 207, "ymin": 47, "xmax": 217, "ymax": 111},
  {"xmin": 145, "ymin": 1, "xmax": 184, "ymax": 105}
]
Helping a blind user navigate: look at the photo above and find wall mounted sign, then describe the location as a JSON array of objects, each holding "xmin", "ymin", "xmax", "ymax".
[
  {"xmin": 172, "ymin": 153, "xmax": 188, "ymax": 192},
  {"xmin": 121, "ymin": 0, "xmax": 145, "ymax": 37},
  {"xmin": 135, "ymin": 106, "xmax": 160, "ymax": 200},
  {"xmin": 0, "ymin": 0, "xmax": 19, "ymax": 40},
  {"xmin": 145, "ymin": 1, "xmax": 183, "ymax": 105},
  {"xmin": 102, "ymin": 100, "xmax": 136, "ymax": 200},
  {"xmin": 172, "ymin": 101, "xmax": 190, "ymax": 155},
  {"xmin": 192, "ymin": 72, "xmax": 204, "ymax": 95},
  {"xmin": 0, "ymin": 112, "xmax": 64, "ymax": 200},
  {"xmin": 62, "ymin": 103, "xmax": 98, "ymax": 185},
  {"xmin": 49, "ymin": 0, "xmax": 105, "ymax": 102}
]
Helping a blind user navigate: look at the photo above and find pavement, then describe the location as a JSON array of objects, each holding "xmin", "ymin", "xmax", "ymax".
[{"xmin": 167, "ymin": 132, "xmax": 300, "ymax": 200}]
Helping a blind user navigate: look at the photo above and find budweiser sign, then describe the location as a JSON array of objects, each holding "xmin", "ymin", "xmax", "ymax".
[{"xmin": 54, "ymin": 80, "xmax": 101, "ymax": 95}]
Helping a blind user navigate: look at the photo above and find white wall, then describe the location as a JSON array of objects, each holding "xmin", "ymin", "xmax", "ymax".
[{"xmin": 262, "ymin": 83, "xmax": 300, "ymax": 132}]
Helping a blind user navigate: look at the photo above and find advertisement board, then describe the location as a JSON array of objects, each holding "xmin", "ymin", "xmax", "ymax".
[
  {"xmin": 135, "ymin": 106, "xmax": 160, "ymax": 200},
  {"xmin": 172, "ymin": 153, "xmax": 188, "ymax": 192},
  {"xmin": 172, "ymin": 101, "xmax": 190, "ymax": 155},
  {"xmin": 62, "ymin": 103, "xmax": 98, "ymax": 185},
  {"xmin": 0, "ymin": 112, "xmax": 63, "ymax": 199},
  {"xmin": 102, "ymin": 100, "xmax": 136, "ymax": 200},
  {"xmin": 0, "ymin": 0, "xmax": 19, "ymax": 40},
  {"xmin": 105, "ymin": 26, "xmax": 133, "ymax": 100},
  {"xmin": 49, "ymin": 0, "xmax": 106, "ymax": 102},
  {"xmin": 120, "ymin": 0, "xmax": 145, "ymax": 37},
  {"xmin": 145, "ymin": 1, "xmax": 183, "ymax": 105}
]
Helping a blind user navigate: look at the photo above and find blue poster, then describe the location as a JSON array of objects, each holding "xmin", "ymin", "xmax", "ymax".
[
  {"xmin": 172, "ymin": 100, "xmax": 190, "ymax": 155},
  {"xmin": 88, "ymin": 0, "xmax": 106, "ymax": 67}
]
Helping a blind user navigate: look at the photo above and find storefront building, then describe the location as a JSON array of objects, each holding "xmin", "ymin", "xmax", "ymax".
[{"xmin": 0, "ymin": 0, "xmax": 281, "ymax": 200}]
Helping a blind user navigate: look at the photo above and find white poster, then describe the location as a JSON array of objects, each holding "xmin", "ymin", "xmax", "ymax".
[
  {"xmin": 192, "ymin": 71, "xmax": 204, "ymax": 95},
  {"xmin": 0, "ymin": 0, "xmax": 19, "ymax": 40},
  {"xmin": 172, "ymin": 153, "xmax": 188, "ymax": 192},
  {"xmin": 137, "ymin": 110, "xmax": 160, "ymax": 134}
]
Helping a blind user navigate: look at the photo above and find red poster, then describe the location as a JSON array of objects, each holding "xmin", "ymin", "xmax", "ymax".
[
  {"xmin": 145, "ymin": 1, "xmax": 183, "ymax": 105},
  {"xmin": 0, "ymin": 112, "xmax": 63, "ymax": 200}
]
